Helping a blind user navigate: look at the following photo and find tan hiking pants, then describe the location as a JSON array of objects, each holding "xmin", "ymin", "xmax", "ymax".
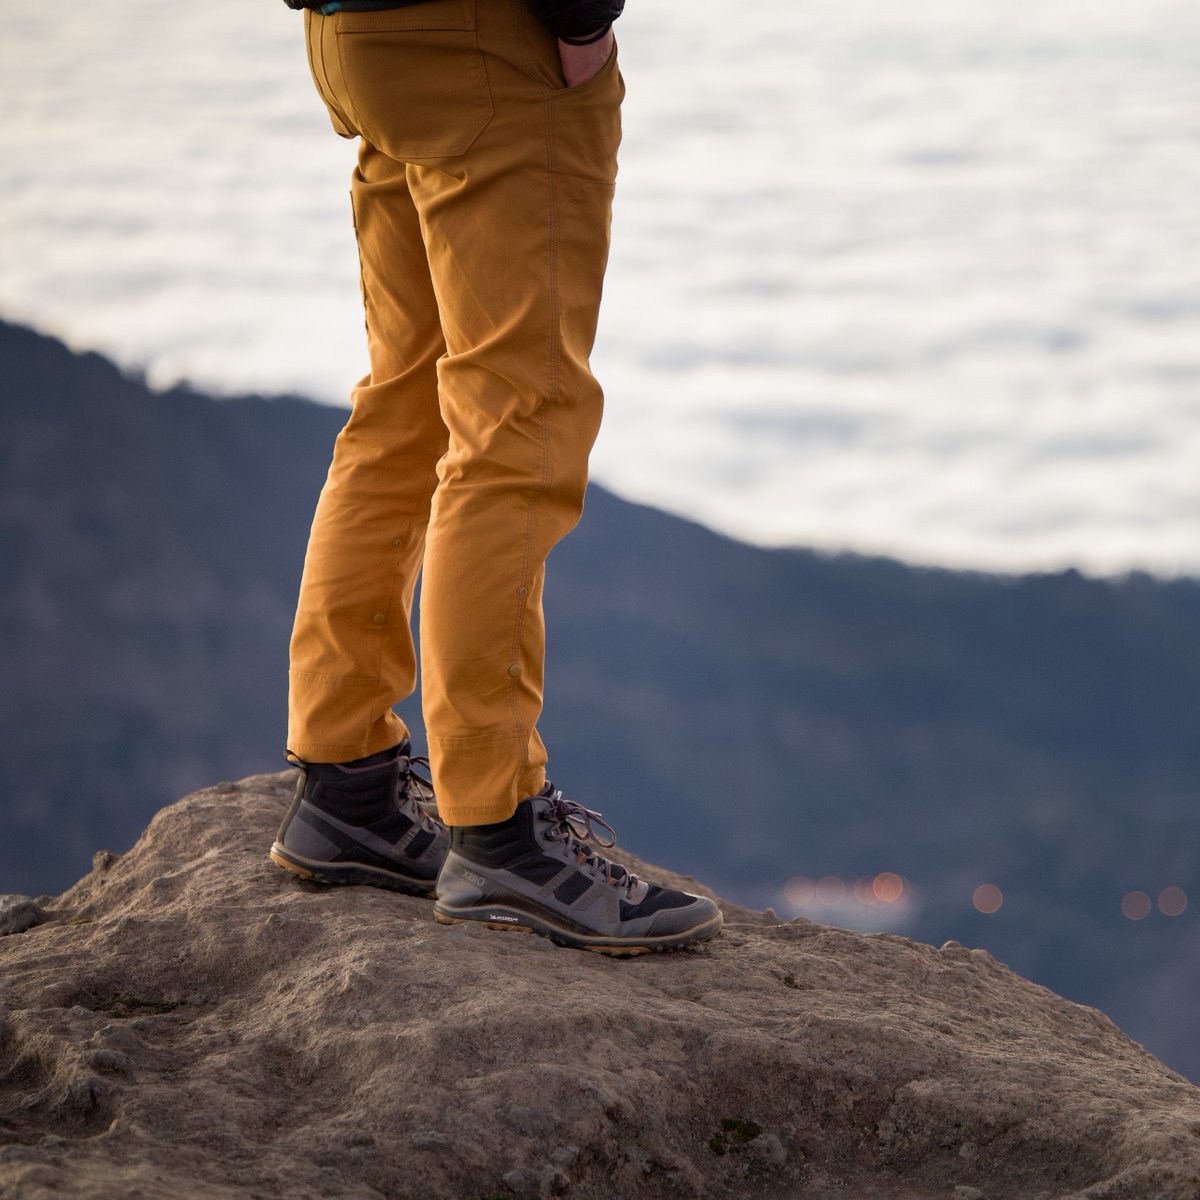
[{"xmin": 287, "ymin": 0, "xmax": 623, "ymax": 824}]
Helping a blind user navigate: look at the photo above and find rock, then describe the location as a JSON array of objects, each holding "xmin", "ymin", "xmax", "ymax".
[
  {"xmin": 743, "ymin": 1131, "xmax": 787, "ymax": 1170},
  {"xmin": 501, "ymin": 1169, "xmax": 529, "ymax": 1198},
  {"xmin": 623, "ymin": 1145, "xmax": 652, "ymax": 1174},
  {"xmin": 542, "ymin": 1165, "xmax": 570, "ymax": 1194},
  {"xmin": 83, "ymin": 1049, "xmax": 132, "ymax": 1075},
  {"xmin": 708, "ymin": 1116, "xmax": 763, "ymax": 1156},
  {"xmin": 66, "ymin": 1076, "xmax": 103, "ymax": 1114},
  {"xmin": 508, "ymin": 1106, "xmax": 555, "ymax": 1136},
  {"xmin": 94, "ymin": 1025, "xmax": 140, "ymax": 1053},
  {"xmin": 92, "ymin": 851, "xmax": 118, "ymax": 873},
  {"xmin": 0, "ymin": 895, "xmax": 47, "ymax": 936},
  {"xmin": 411, "ymin": 1130, "xmax": 453, "ymax": 1150},
  {"xmin": 0, "ymin": 772, "xmax": 1199, "ymax": 1200}
]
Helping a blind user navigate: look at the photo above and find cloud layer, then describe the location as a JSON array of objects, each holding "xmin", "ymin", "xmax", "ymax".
[{"xmin": 2, "ymin": 0, "xmax": 1198, "ymax": 573}]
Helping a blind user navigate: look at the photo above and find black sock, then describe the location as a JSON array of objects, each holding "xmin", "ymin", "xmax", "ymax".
[
  {"xmin": 339, "ymin": 742, "xmax": 407, "ymax": 770},
  {"xmin": 452, "ymin": 804, "xmax": 531, "ymax": 860},
  {"xmin": 304, "ymin": 748, "xmax": 409, "ymax": 823}
]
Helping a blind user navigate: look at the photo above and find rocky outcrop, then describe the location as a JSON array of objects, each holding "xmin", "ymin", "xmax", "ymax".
[{"xmin": 2, "ymin": 773, "xmax": 1199, "ymax": 1200}]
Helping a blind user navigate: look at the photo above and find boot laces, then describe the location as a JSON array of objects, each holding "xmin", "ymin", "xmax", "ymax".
[
  {"xmin": 397, "ymin": 755, "xmax": 441, "ymax": 834},
  {"xmin": 541, "ymin": 791, "xmax": 639, "ymax": 893}
]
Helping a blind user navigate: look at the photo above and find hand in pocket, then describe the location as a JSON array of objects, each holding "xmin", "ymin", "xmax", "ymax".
[{"xmin": 557, "ymin": 31, "xmax": 615, "ymax": 88}]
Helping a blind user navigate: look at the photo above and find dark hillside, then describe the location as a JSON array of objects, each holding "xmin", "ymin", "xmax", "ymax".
[{"xmin": 2, "ymin": 318, "xmax": 1198, "ymax": 1078}]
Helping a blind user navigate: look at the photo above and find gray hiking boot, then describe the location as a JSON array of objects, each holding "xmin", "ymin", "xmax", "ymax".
[
  {"xmin": 270, "ymin": 741, "xmax": 448, "ymax": 896},
  {"xmin": 433, "ymin": 785, "xmax": 723, "ymax": 956}
]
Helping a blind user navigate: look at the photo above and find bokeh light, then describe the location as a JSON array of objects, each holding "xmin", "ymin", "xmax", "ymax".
[
  {"xmin": 972, "ymin": 883, "xmax": 1003, "ymax": 914},
  {"xmin": 783, "ymin": 875, "xmax": 814, "ymax": 906},
  {"xmin": 816, "ymin": 875, "xmax": 847, "ymax": 905},
  {"xmin": 1158, "ymin": 886, "xmax": 1188, "ymax": 917},
  {"xmin": 872, "ymin": 872, "xmax": 905, "ymax": 904},
  {"xmin": 1121, "ymin": 891, "xmax": 1152, "ymax": 921},
  {"xmin": 782, "ymin": 871, "xmax": 910, "ymax": 910}
]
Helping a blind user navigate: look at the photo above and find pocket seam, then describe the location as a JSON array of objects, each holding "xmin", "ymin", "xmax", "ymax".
[{"xmin": 510, "ymin": 0, "xmax": 563, "ymax": 92}]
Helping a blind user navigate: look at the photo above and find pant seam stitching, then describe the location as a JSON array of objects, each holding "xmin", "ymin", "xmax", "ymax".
[
  {"xmin": 501, "ymin": 94, "xmax": 560, "ymax": 793},
  {"xmin": 315, "ymin": 13, "xmax": 347, "ymax": 131}
]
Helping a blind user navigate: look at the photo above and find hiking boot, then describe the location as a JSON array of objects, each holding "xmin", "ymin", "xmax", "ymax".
[
  {"xmin": 433, "ymin": 785, "xmax": 723, "ymax": 955},
  {"xmin": 270, "ymin": 741, "xmax": 448, "ymax": 896}
]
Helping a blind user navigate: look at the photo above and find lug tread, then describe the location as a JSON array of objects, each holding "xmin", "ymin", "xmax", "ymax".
[
  {"xmin": 432, "ymin": 902, "xmax": 722, "ymax": 956},
  {"xmin": 269, "ymin": 844, "xmax": 436, "ymax": 897}
]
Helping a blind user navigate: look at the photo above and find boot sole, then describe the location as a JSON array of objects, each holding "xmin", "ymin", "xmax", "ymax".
[
  {"xmin": 432, "ymin": 902, "xmax": 723, "ymax": 957},
  {"xmin": 269, "ymin": 843, "xmax": 436, "ymax": 897}
]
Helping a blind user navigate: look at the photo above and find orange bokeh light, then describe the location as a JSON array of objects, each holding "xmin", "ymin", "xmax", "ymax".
[
  {"xmin": 853, "ymin": 877, "xmax": 879, "ymax": 906},
  {"xmin": 872, "ymin": 872, "xmax": 904, "ymax": 904},
  {"xmin": 783, "ymin": 875, "xmax": 814, "ymax": 906},
  {"xmin": 815, "ymin": 875, "xmax": 847, "ymax": 905},
  {"xmin": 1158, "ymin": 886, "xmax": 1188, "ymax": 917},
  {"xmin": 1121, "ymin": 890, "xmax": 1152, "ymax": 921},
  {"xmin": 972, "ymin": 884, "xmax": 1003, "ymax": 914}
]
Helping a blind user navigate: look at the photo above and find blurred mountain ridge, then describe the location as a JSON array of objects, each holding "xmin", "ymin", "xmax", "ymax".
[{"xmin": 1, "ymin": 317, "xmax": 1198, "ymax": 1078}]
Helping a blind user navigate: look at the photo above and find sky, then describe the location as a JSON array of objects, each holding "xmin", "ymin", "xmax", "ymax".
[{"xmin": 2, "ymin": 0, "xmax": 1199, "ymax": 575}]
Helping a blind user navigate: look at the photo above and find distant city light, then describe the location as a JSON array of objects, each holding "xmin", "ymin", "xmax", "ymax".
[
  {"xmin": 972, "ymin": 883, "xmax": 1003, "ymax": 914},
  {"xmin": 784, "ymin": 875, "xmax": 814, "ymax": 906},
  {"xmin": 1158, "ymin": 886, "xmax": 1188, "ymax": 917},
  {"xmin": 816, "ymin": 875, "xmax": 847, "ymax": 905},
  {"xmin": 872, "ymin": 872, "xmax": 905, "ymax": 904},
  {"xmin": 781, "ymin": 871, "xmax": 909, "ymax": 910},
  {"xmin": 1121, "ymin": 891, "xmax": 1152, "ymax": 921}
]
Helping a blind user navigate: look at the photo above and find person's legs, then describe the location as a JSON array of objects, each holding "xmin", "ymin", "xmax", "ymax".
[
  {"xmin": 280, "ymin": 2, "xmax": 721, "ymax": 952},
  {"xmin": 289, "ymin": 0, "xmax": 619, "ymax": 804},
  {"xmin": 286, "ymin": 131, "xmax": 449, "ymax": 764},
  {"xmin": 410, "ymin": 0, "xmax": 622, "ymax": 824},
  {"xmin": 278, "ymin": 15, "xmax": 459, "ymax": 890}
]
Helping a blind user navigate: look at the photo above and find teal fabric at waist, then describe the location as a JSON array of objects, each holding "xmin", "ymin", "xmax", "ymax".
[{"xmin": 314, "ymin": 1, "xmax": 430, "ymax": 14}]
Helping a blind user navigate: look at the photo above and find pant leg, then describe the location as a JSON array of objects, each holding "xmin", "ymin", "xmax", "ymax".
[
  {"xmin": 287, "ymin": 106, "xmax": 450, "ymax": 761},
  {"xmin": 412, "ymin": 2, "xmax": 622, "ymax": 823},
  {"xmin": 293, "ymin": 1, "xmax": 622, "ymax": 819}
]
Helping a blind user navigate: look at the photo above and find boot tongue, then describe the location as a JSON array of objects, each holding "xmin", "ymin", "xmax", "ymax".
[{"xmin": 526, "ymin": 782, "xmax": 558, "ymax": 816}]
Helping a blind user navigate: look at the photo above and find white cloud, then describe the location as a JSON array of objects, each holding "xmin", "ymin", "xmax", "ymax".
[{"xmin": 2, "ymin": 0, "xmax": 1199, "ymax": 575}]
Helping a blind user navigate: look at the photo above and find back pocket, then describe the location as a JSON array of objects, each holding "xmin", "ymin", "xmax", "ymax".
[{"xmin": 335, "ymin": 0, "xmax": 493, "ymax": 160}]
